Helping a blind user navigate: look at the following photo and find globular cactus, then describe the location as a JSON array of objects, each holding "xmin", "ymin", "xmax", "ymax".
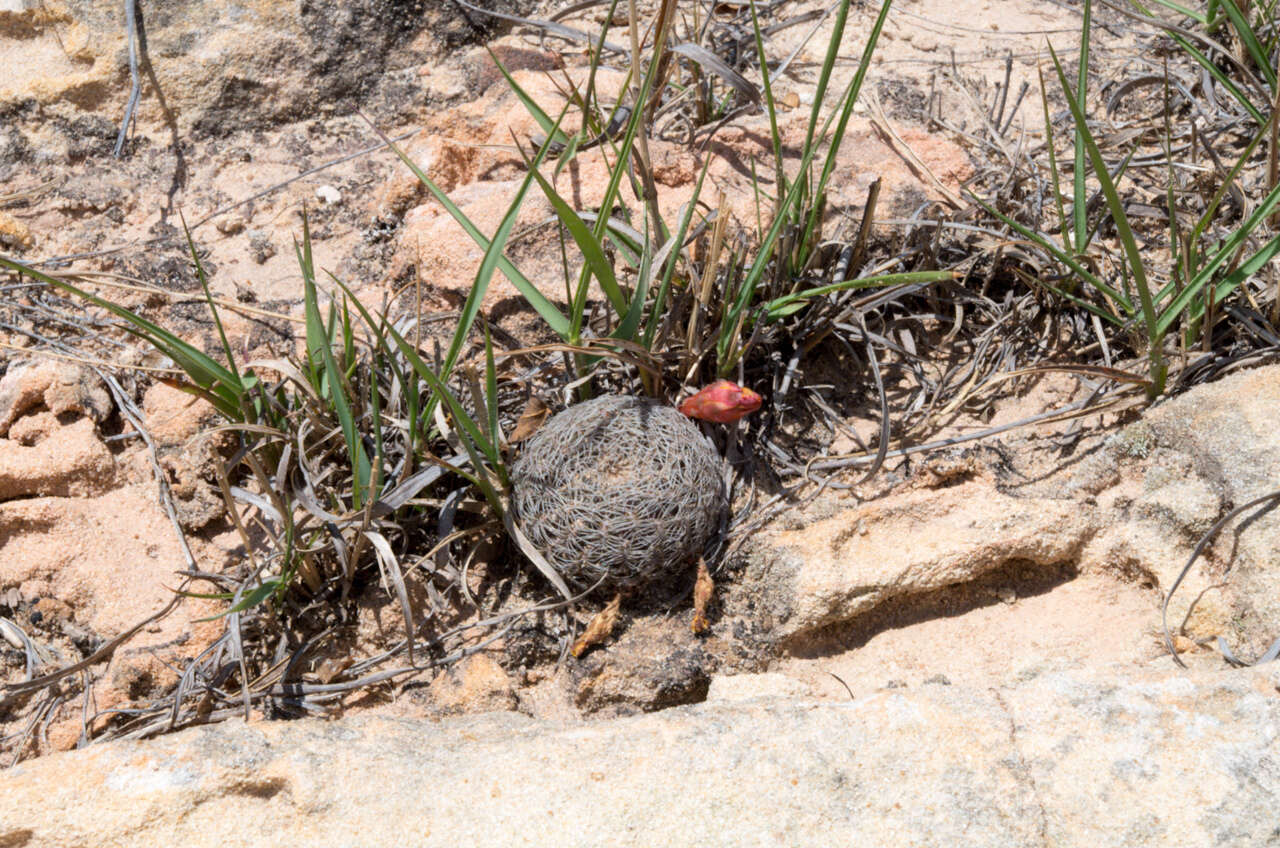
[{"xmin": 509, "ymin": 395, "xmax": 726, "ymax": 593}]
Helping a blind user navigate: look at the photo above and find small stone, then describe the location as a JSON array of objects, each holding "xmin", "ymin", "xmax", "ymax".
[
  {"xmin": 247, "ymin": 230, "xmax": 277, "ymax": 264},
  {"xmin": 0, "ymin": 360, "xmax": 113, "ymax": 438},
  {"xmin": 214, "ymin": 215, "xmax": 246, "ymax": 236},
  {"xmin": 0, "ymin": 211, "xmax": 33, "ymax": 251},
  {"xmin": 998, "ymin": 587, "xmax": 1017, "ymax": 605},
  {"xmin": 572, "ymin": 618, "xmax": 713, "ymax": 715},
  {"xmin": 316, "ymin": 184, "xmax": 342, "ymax": 205}
]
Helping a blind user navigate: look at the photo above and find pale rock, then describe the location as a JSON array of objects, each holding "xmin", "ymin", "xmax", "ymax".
[
  {"xmin": 0, "ymin": 359, "xmax": 112, "ymax": 438},
  {"xmin": 0, "ymin": 667, "xmax": 1276, "ymax": 847},
  {"xmin": 315, "ymin": 184, "xmax": 342, "ymax": 205},
  {"xmin": 0, "ymin": 414, "xmax": 113, "ymax": 499},
  {"xmin": 735, "ymin": 481, "xmax": 1096, "ymax": 644},
  {"xmin": 706, "ymin": 671, "xmax": 815, "ymax": 702},
  {"xmin": 1077, "ymin": 365, "xmax": 1280, "ymax": 661}
]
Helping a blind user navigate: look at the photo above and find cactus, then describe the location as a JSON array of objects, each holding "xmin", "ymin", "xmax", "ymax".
[{"xmin": 510, "ymin": 395, "xmax": 726, "ymax": 592}]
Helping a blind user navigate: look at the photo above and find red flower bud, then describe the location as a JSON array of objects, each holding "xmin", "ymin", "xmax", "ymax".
[{"xmin": 678, "ymin": 380, "xmax": 763, "ymax": 423}]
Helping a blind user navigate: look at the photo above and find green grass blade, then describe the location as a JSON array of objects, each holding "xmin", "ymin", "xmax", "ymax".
[
  {"xmin": 416, "ymin": 109, "xmax": 572, "ymax": 429},
  {"xmin": 1080, "ymin": 148, "xmax": 1137, "ymax": 252},
  {"xmin": 483, "ymin": 324, "xmax": 501, "ymax": 455},
  {"xmin": 340, "ymin": 296, "xmax": 356, "ymax": 376},
  {"xmin": 367, "ymin": 123, "xmax": 570, "ymax": 337},
  {"xmin": 1073, "ymin": 0, "xmax": 1092, "ymax": 252},
  {"xmin": 488, "ymin": 48, "xmax": 571, "ymax": 147},
  {"xmin": 642, "ymin": 156, "xmax": 712, "ymax": 349},
  {"xmin": 1196, "ymin": 234, "xmax": 1280, "ymax": 318},
  {"xmin": 322, "ymin": 269, "xmax": 419, "ymax": 456},
  {"xmin": 1156, "ymin": 180, "xmax": 1280, "ymax": 334},
  {"xmin": 180, "ymin": 214, "xmax": 240, "ymax": 382},
  {"xmin": 613, "ymin": 218, "xmax": 652, "ymax": 342},
  {"xmin": 368, "ymin": 350, "xmax": 385, "ymax": 499},
  {"xmin": 1017, "ymin": 269, "xmax": 1130, "ymax": 326},
  {"xmin": 801, "ymin": 0, "xmax": 893, "ymax": 260},
  {"xmin": 520, "ymin": 147, "xmax": 629, "ymax": 317},
  {"xmin": 967, "ymin": 191, "xmax": 1132, "ymax": 310},
  {"xmin": 1168, "ymin": 32, "xmax": 1266, "ymax": 121},
  {"xmin": 1039, "ymin": 68, "xmax": 1074, "ymax": 256},
  {"xmin": 1141, "ymin": 0, "xmax": 1208, "ymax": 21},
  {"xmin": 561, "ymin": 44, "xmax": 669, "ymax": 343},
  {"xmin": 1152, "ymin": 120, "xmax": 1269, "ymax": 304},
  {"xmin": 749, "ymin": 0, "xmax": 787, "ymax": 207},
  {"xmin": 297, "ymin": 217, "xmax": 372, "ymax": 507},
  {"xmin": 0, "ymin": 255, "xmax": 245, "ymax": 418},
  {"xmin": 1051, "ymin": 45, "xmax": 1158, "ymax": 334},
  {"xmin": 796, "ymin": 0, "xmax": 854, "ymax": 172},
  {"xmin": 1051, "ymin": 43, "xmax": 1167, "ymax": 394},
  {"xmin": 762, "ymin": 271, "xmax": 959, "ymax": 319},
  {"xmin": 1218, "ymin": 0, "xmax": 1277, "ymax": 90},
  {"xmin": 386, "ymin": 323, "xmax": 506, "ymax": 505},
  {"xmin": 717, "ymin": 0, "xmax": 891, "ymax": 375}
]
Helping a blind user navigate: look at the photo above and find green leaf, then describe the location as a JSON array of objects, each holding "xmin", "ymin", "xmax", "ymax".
[
  {"xmin": 1191, "ymin": 234, "xmax": 1280, "ymax": 323},
  {"xmin": 643, "ymin": 156, "xmax": 712, "ymax": 350},
  {"xmin": 386, "ymin": 323, "xmax": 506, "ymax": 504},
  {"xmin": 1167, "ymin": 31, "xmax": 1265, "ymax": 122},
  {"xmin": 1152, "ymin": 119, "xmax": 1269, "ymax": 304},
  {"xmin": 488, "ymin": 48, "xmax": 571, "ymax": 147},
  {"xmin": 749, "ymin": 0, "xmax": 787, "ymax": 208},
  {"xmin": 196, "ymin": 576, "xmax": 282, "ymax": 620},
  {"xmin": 297, "ymin": 214, "xmax": 372, "ymax": 507},
  {"xmin": 1157, "ymin": 179, "xmax": 1280, "ymax": 334},
  {"xmin": 369, "ymin": 125, "xmax": 570, "ymax": 337},
  {"xmin": 1219, "ymin": 0, "xmax": 1276, "ymax": 90},
  {"xmin": 181, "ymin": 214, "xmax": 240, "ymax": 383},
  {"xmin": 413, "ymin": 108, "xmax": 571, "ymax": 427},
  {"xmin": 1140, "ymin": 0, "xmax": 1208, "ymax": 22},
  {"xmin": 762, "ymin": 271, "xmax": 960, "ymax": 320},
  {"xmin": 1073, "ymin": 0, "xmax": 1092, "ymax": 252},
  {"xmin": 1039, "ymin": 67, "xmax": 1074, "ymax": 256},
  {"xmin": 802, "ymin": 0, "xmax": 894, "ymax": 269},
  {"xmin": 483, "ymin": 324, "xmax": 501, "ymax": 464},
  {"xmin": 613, "ymin": 218, "xmax": 652, "ymax": 343},
  {"xmin": 521, "ymin": 148, "xmax": 630, "ymax": 317},
  {"xmin": 0, "ymin": 255, "xmax": 246, "ymax": 419},
  {"xmin": 1051, "ymin": 45, "xmax": 1158, "ymax": 341},
  {"xmin": 967, "ymin": 191, "xmax": 1131, "ymax": 314},
  {"xmin": 718, "ymin": 0, "xmax": 893, "ymax": 375}
]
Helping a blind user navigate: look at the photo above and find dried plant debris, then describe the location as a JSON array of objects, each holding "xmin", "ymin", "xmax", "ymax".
[{"xmin": 570, "ymin": 593, "xmax": 623, "ymax": 658}]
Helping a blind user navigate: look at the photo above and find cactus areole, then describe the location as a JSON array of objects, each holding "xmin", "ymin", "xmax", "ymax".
[{"xmin": 510, "ymin": 395, "xmax": 727, "ymax": 593}]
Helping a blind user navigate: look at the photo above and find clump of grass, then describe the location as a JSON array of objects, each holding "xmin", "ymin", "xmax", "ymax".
[
  {"xmin": 1, "ymin": 0, "xmax": 942, "ymax": 745},
  {"xmin": 975, "ymin": 0, "xmax": 1280, "ymax": 398}
]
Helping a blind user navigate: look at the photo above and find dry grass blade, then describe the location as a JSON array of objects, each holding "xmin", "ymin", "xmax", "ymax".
[
  {"xmin": 504, "ymin": 511, "xmax": 576, "ymax": 600},
  {"xmin": 1161, "ymin": 489, "xmax": 1280, "ymax": 668}
]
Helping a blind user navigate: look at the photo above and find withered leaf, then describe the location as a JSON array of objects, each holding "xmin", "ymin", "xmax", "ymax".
[
  {"xmin": 691, "ymin": 558, "xmax": 714, "ymax": 635},
  {"xmin": 571, "ymin": 593, "xmax": 622, "ymax": 658},
  {"xmin": 508, "ymin": 395, "xmax": 551, "ymax": 443}
]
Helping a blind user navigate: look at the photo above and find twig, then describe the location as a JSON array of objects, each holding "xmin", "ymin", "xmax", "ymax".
[{"xmin": 113, "ymin": 0, "xmax": 141, "ymax": 158}]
